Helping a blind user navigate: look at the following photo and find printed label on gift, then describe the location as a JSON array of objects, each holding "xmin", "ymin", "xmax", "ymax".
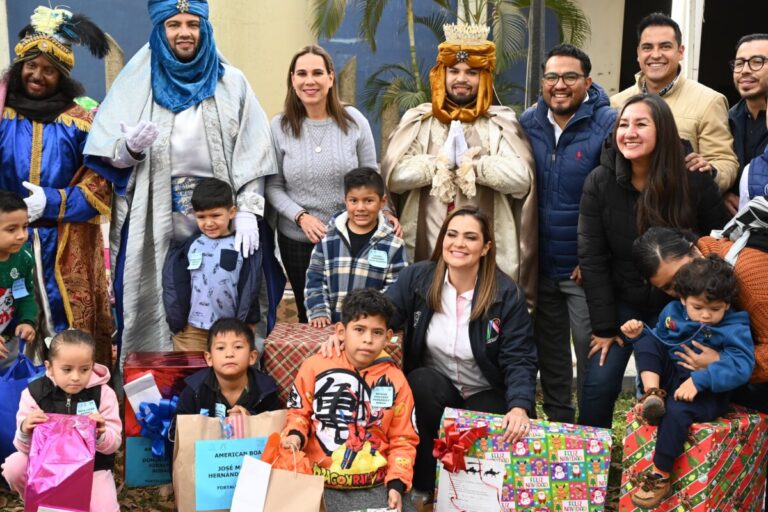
[
  {"xmin": 195, "ymin": 437, "xmax": 267, "ymax": 511},
  {"xmin": 435, "ymin": 458, "xmax": 505, "ymax": 512},
  {"xmin": 370, "ymin": 386, "xmax": 394, "ymax": 408},
  {"xmin": 556, "ymin": 449, "xmax": 585, "ymax": 462},
  {"xmin": 522, "ymin": 475, "xmax": 550, "ymax": 488},
  {"xmin": 76, "ymin": 400, "xmax": 98, "ymax": 416},
  {"xmin": 125, "ymin": 437, "xmax": 171, "ymax": 487},
  {"xmin": 561, "ymin": 500, "xmax": 590, "ymax": 512}
]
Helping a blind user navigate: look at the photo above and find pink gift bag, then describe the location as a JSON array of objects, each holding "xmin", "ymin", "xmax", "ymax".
[{"xmin": 24, "ymin": 414, "xmax": 96, "ymax": 512}]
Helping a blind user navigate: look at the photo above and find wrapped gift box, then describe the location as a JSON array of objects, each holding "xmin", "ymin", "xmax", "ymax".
[
  {"xmin": 263, "ymin": 323, "xmax": 402, "ymax": 406},
  {"xmin": 436, "ymin": 408, "xmax": 612, "ymax": 511},
  {"xmin": 619, "ymin": 408, "xmax": 768, "ymax": 511},
  {"xmin": 123, "ymin": 351, "xmax": 207, "ymax": 487}
]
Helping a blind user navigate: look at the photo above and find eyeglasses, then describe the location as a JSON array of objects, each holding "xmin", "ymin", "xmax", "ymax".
[
  {"xmin": 730, "ymin": 56, "xmax": 768, "ymax": 72},
  {"xmin": 541, "ymin": 72, "xmax": 585, "ymax": 86}
]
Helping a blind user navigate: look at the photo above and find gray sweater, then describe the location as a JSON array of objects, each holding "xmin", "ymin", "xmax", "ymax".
[{"xmin": 266, "ymin": 106, "xmax": 377, "ymax": 242}]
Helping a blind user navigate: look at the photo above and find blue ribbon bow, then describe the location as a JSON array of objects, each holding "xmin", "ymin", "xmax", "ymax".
[{"xmin": 136, "ymin": 396, "xmax": 179, "ymax": 457}]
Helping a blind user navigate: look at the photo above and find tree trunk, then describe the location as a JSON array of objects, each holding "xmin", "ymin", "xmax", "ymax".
[
  {"xmin": 405, "ymin": 0, "xmax": 424, "ymax": 94},
  {"xmin": 525, "ymin": 0, "xmax": 545, "ymax": 108}
]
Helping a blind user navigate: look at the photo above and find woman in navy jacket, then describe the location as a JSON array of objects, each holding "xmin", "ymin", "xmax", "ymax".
[{"xmin": 322, "ymin": 207, "xmax": 536, "ymax": 505}]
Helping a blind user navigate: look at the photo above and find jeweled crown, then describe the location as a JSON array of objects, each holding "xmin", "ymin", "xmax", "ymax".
[{"xmin": 443, "ymin": 23, "xmax": 491, "ymax": 45}]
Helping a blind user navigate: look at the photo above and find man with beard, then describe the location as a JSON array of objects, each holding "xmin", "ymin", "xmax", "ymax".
[
  {"xmin": 727, "ymin": 34, "xmax": 768, "ymax": 214},
  {"xmin": 611, "ymin": 13, "xmax": 738, "ymax": 193},
  {"xmin": 84, "ymin": 0, "xmax": 277, "ymax": 362},
  {"xmin": 0, "ymin": 6, "xmax": 118, "ymax": 366},
  {"xmin": 519, "ymin": 44, "xmax": 616, "ymax": 423},
  {"xmin": 381, "ymin": 23, "xmax": 536, "ymax": 309}
]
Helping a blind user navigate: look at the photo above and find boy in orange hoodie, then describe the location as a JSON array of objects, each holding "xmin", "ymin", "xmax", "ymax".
[{"xmin": 282, "ymin": 288, "xmax": 418, "ymax": 512}]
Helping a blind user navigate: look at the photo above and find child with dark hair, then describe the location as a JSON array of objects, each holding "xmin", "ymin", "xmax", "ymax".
[
  {"xmin": 621, "ymin": 254, "xmax": 754, "ymax": 508},
  {"xmin": 305, "ymin": 167, "xmax": 407, "ymax": 327},
  {"xmin": 282, "ymin": 288, "xmax": 418, "ymax": 512},
  {"xmin": 0, "ymin": 190, "xmax": 36, "ymax": 371},
  {"xmin": 163, "ymin": 178, "xmax": 263, "ymax": 352},
  {"xmin": 175, "ymin": 317, "xmax": 278, "ymax": 418},
  {"xmin": 2, "ymin": 330, "xmax": 121, "ymax": 511}
]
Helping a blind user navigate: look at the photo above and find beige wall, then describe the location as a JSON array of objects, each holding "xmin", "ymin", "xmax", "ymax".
[
  {"xmin": 209, "ymin": 1, "xmax": 313, "ymax": 118},
  {"xmin": 574, "ymin": 0, "xmax": 625, "ymax": 96}
]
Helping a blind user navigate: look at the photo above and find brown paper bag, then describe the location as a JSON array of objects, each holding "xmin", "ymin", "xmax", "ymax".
[
  {"xmin": 263, "ymin": 466, "xmax": 325, "ymax": 512},
  {"xmin": 172, "ymin": 410, "xmax": 287, "ymax": 512}
]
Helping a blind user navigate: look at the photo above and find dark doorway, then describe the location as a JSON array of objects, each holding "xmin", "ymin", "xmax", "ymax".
[
  {"xmin": 619, "ymin": 0, "xmax": 673, "ymax": 91},
  {"xmin": 698, "ymin": 0, "xmax": 768, "ymax": 105}
]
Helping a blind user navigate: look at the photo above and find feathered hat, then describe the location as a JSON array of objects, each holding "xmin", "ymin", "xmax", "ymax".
[{"xmin": 14, "ymin": 6, "xmax": 109, "ymax": 76}]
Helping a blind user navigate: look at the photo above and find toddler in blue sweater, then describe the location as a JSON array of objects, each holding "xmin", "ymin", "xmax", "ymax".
[{"xmin": 621, "ymin": 254, "xmax": 754, "ymax": 509}]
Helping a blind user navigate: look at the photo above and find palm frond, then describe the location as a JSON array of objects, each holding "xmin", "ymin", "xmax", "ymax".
[
  {"xmin": 360, "ymin": 63, "xmax": 415, "ymax": 114},
  {"xmin": 545, "ymin": 0, "xmax": 591, "ymax": 46},
  {"xmin": 413, "ymin": 11, "xmax": 452, "ymax": 42},
  {"xmin": 492, "ymin": 2, "xmax": 528, "ymax": 72},
  {"xmin": 309, "ymin": 0, "xmax": 350, "ymax": 39},
  {"xmin": 359, "ymin": 0, "xmax": 389, "ymax": 51}
]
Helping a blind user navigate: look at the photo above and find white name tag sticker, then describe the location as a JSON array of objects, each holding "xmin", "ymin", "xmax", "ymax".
[
  {"xmin": 12, "ymin": 279, "xmax": 29, "ymax": 299},
  {"xmin": 76, "ymin": 400, "xmax": 98, "ymax": 416},
  {"xmin": 187, "ymin": 252, "xmax": 203, "ymax": 270},
  {"xmin": 367, "ymin": 249, "xmax": 388, "ymax": 269},
  {"xmin": 370, "ymin": 386, "xmax": 394, "ymax": 408}
]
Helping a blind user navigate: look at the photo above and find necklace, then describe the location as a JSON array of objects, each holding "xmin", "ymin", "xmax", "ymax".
[{"xmin": 307, "ymin": 123, "xmax": 328, "ymax": 153}]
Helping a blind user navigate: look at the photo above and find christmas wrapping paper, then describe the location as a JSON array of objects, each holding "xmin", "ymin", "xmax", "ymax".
[
  {"xmin": 262, "ymin": 323, "xmax": 402, "ymax": 406},
  {"xmin": 619, "ymin": 408, "xmax": 768, "ymax": 511},
  {"xmin": 436, "ymin": 408, "xmax": 612, "ymax": 511}
]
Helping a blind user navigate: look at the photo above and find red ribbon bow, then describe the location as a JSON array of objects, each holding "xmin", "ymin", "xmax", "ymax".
[{"xmin": 432, "ymin": 420, "xmax": 488, "ymax": 473}]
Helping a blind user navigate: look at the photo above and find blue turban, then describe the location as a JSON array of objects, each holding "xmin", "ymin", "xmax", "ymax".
[{"xmin": 147, "ymin": 0, "xmax": 224, "ymax": 113}]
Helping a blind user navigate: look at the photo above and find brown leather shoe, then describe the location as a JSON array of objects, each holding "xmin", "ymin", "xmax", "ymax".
[
  {"xmin": 631, "ymin": 472, "xmax": 672, "ymax": 509},
  {"xmin": 638, "ymin": 388, "xmax": 667, "ymax": 426}
]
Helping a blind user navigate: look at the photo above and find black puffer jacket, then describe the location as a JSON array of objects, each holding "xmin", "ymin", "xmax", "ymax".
[{"xmin": 577, "ymin": 141, "xmax": 730, "ymax": 338}]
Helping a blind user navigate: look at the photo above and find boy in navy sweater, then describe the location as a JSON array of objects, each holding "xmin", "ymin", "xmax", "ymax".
[{"xmin": 622, "ymin": 255, "xmax": 754, "ymax": 508}]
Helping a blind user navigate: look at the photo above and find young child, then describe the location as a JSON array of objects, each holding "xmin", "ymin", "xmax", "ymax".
[
  {"xmin": 0, "ymin": 191, "xmax": 36, "ymax": 371},
  {"xmin": 163, "ymin": 178, "xmax": 262, "ymax": 352},
  {"xmin": 1, "ymin": 330, "xmax": 121, "ymax": 511},
  {"xmin": 621, "ymin": 255, "xmax": 754, "ymax": 508},
  {"xmin": 305, "ymin": 167, "xmax": 407, "ymax": 327},
  {"xmin": 282, "ymin": 289, "xmax": 418, "ymax": 512},
  {"xmin": 176, "ymin": 317, "xmax": 279, "ymax": 418}
]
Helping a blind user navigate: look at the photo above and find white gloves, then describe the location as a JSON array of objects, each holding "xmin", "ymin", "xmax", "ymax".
[
  {"xmin": 120, "ymin": 120, "xmax": 160, "ymax": 155},
  {"xmin": 441, "ymin": 120, "xmax": 468, "ymax": 169},
  {"xmin": 234, "ymin": 211, "xmax": 259, "ymax": 257},
  {"xmin": 22, "ymin": 181, "xmax": 46, "ymax": 222}
]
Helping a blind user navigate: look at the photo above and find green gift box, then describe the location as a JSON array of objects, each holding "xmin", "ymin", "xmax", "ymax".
[{"xmin": 436, "ymin": 408, "xmax": 612, "ymax": 511}]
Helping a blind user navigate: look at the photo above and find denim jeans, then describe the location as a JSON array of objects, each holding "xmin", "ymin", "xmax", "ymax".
[{"xmin": 578, "ymin": 302, "xmax": 659, "ymax": 428}]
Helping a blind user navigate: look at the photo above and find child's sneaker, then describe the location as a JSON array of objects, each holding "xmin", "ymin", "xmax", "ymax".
[
  {"xmin": 631, "ymin": 472, "xmax": 672, "ymax": 508},
  {"xmin": 637, "ymin": 388, "xmax": 667, "ymax": 426}
]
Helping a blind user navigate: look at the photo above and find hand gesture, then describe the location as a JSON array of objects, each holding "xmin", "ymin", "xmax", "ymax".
[
  {"xmin": 388, "ymin": 488, "xmax": 403, "ymax": 512},
  {"xmin": 16, "ymin": 324, "xmax": 35, "ymax": 343},
  {"xmin": 675, "ymin": 340, "xmax": 720, "ymax": 372},
  {"xmin": 120, "ymin": 120, "xmax": 159, "ymax": 154},
  {"xmin": 501, "ymin": 407, "xmax": 530, "ymax": 444},
  {"xmin": 620, "ymin": 319, "xmax": 644, "ymax": 340},
  {"xmin": 318, "ymin": 332, "xmax": 343, "ymax": 358},
  {"xmin": 588, "ymin": 335, "xmax": 624, "ymax": 367},
  {"xmin": 452, "ymin": 121, "xmax": 469, "ymax": 165},
  {"xmin": 234, "ymin": 211, "xmax": 259, "ymax": 257},
  {"xmin": 441, "ymin": 121, "xmax": 459, "ymax": 168},
  {"xmin": 22, "ymin": 181, "xmax": 46, "ymax": 223},
  {"xmin": 674, "ymin": 377, "xmax": 698, "ymax": 402},
  {"xmin": 281, "ymin": 434, "xmax": 302, "ymax": 451},
  {"xmin": 297, "ymin": 213, "xmax": 327, "ymax": 244},
  {"xmin": 383, "ymin": 210, "xmax": 403, "ymax": 238},
  {"xmin": 89, "ymin": 412, "xmax": 106, "ymax": 438},
  {"xmin": 228, "ymin": 405, "xmax": 250, "ymax": 416},
  {"xmin": 21, "ymin": 409, "xmax": 49, "ymax": 435},
  {"xmin": 310, "ymin": 317, "xmax": 331, "ymax": 328},
  {"xmin": 684, "ymin": 152, "xmax": 712, "ymax": 173}
]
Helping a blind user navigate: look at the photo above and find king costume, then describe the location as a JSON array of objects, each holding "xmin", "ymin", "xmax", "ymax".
[
  {"xmin": 84, "ymin": 0, "xmax": 277, "ymax": 362},
  {"xmin": 381, "ymin": 24, "xmax": 537, "ymax": 309},
  {"xmin": 0, "ymin": 7, "xmax": 116, "ymax": 365}
]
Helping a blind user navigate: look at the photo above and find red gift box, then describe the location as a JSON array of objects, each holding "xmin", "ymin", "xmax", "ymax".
[
  {"xmin": 123, "ymin": 351, "xmax": 207, "ymax": 437},
  {"xmin": 619, "ymin": 408, "xmax": 768, "ymax": 511},
  {"xmin": 262, "ymin": 322, "xmax": 403, "ymax": 406}
]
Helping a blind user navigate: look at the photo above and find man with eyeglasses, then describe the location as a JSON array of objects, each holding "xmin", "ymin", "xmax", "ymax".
[
  {"xmin": 612, "ymin": 13, "xmax": 738, "ymax": 193},
  {"xmin": 727, "ymin": 34, "xmax": 768, "ymax": 214},
  {"xmin": 519, "ymin": 44, "xmax": 616, "ymax": 424},
  {"xmin": 382, "ymin": 22, "xmax": 537, "ymax": 313}
]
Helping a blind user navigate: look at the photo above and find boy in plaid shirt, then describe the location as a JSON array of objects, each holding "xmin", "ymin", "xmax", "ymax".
[{"xmin": 305, "ymin": 168, "xmax": 407, "ymax": 327}]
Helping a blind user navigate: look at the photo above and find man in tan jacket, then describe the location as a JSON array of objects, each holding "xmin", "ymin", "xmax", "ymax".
[{"xmin": 612, "ymin": 13, "xmax": 738, "ymax": 192}]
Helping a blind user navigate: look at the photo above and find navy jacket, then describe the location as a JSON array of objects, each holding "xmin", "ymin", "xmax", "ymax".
[
  {"xmin": 520, "ymin": 83, "xmax": 616, "ymax": 280},
  {"xmin": 176, "ymin": 366, "xmax": 280, "ymax": 417},
  {"xmin": 728, "ymin": 98, "xmax": 768, "ymax": 195},
  {"xmin": 385, "ymin": 261, "xmax": 537, "ymax": 413},
  {"xmin": 162, "ymin": 231, "xmax": 262, "ymax": 334}
]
